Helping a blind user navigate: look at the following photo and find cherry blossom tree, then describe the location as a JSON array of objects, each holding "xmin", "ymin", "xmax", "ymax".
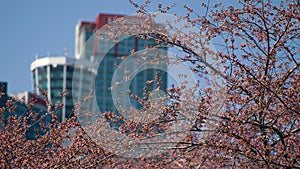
[
  {"xmin": 128, "ymin": 0, "xmax": 299, "ymax": 168},
  {"xmin": 0, "ymin": 0, "xmax": 299, "ymax": 168}
]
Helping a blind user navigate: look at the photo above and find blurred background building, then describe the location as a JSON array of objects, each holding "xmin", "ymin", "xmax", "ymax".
[
  {"xmin": 75, "ymin": 13, "xmax": 168, "ymax": 115},
  {"xmin": 30, "ymin": 56, "xmax": 96, "ymax": 122},
  {"xmin": 0, "ymin": 82, "xmax": 50, "ymax": 140}
]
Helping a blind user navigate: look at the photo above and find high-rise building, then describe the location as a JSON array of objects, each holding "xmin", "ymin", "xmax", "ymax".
[
  {"xmin": 75, "ymin": 13, "xmax": 168, "ymax": 116},
  {"xmin": 30, "ymin": 56, "xmax": 97, "ymax": 122}
]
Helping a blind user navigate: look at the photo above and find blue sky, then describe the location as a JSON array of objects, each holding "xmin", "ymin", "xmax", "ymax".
[{"xmin": 0, "ymin": 0, "xmax": 209, "ymax": 94}]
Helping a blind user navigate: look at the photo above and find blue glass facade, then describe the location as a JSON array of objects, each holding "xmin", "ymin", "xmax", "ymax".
[{"xmin": 75, "ymin": 14, "xmax": 168, "ymax": 119}]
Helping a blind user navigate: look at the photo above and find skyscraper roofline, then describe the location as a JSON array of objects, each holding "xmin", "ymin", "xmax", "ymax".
[{"xmin": 30, "ymin": 56, "xmax": 96, "ymax": 71}]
